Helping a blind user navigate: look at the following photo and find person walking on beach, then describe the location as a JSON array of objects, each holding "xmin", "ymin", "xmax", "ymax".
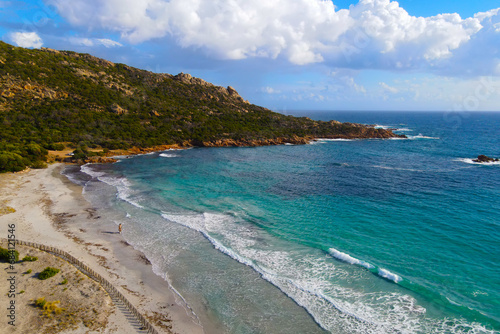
[{"xmin": 118, "ymin": 223, "xmax": 122, "ymax": 234}]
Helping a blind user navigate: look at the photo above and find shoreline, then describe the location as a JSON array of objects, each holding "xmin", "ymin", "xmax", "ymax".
[
  {"xmin": 53, "ymin": 131, "xmax": 405, "ymax": 166},
  {"xmin": 0, "ymin": 163, "xmax": 206, "ymax": 333}
]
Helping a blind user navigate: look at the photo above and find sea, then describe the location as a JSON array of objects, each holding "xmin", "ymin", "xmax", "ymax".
[{"xmin": 63, "ymin": 111, "xmax": 500, "ymax": 334}]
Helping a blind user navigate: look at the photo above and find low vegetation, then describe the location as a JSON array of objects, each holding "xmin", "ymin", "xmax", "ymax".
[
  {"xmin": 0, "ymin": 41, "xmax": 399, "ymax": 172},
  {"xmin": 0, "ymin": 246, "xmax": 19, "ymax": 262},
  {"xmin": 35, "ymin": 297, "xmax": 65, "ymax": 317},
  {"xmin": 38, "ymin": 267, "xmax": 60, "ymax": 280}
]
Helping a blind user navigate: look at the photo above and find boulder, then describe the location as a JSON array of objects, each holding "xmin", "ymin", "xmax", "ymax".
[{"xmin": 473, "ymin": 155, "xmax": 499, "ymax": 163}]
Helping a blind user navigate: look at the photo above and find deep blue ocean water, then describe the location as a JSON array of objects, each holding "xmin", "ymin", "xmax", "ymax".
[{"xmin": 68, "ymin": 111, "xmax": 500, "ymax": 334}]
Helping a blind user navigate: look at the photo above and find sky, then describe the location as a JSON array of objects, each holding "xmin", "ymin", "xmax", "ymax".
[{"xmin": 1, "ymin": 0, "xmax": 500, "ymax": 112}]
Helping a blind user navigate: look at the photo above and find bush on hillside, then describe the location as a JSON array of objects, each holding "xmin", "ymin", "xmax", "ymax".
[{"xmin": 38, "ymin": 267, "xmax": 60, "ymax": 280}]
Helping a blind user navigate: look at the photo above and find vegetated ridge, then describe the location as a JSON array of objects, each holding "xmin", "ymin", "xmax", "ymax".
[{"xmin": 0, "ymin": 41, "xmax": 403, "ymax": 172}]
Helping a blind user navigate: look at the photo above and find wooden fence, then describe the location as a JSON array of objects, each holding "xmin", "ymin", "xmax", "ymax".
[{"xmin": 3, "ymin": 238, "xmax": 160, "ymax": 334}]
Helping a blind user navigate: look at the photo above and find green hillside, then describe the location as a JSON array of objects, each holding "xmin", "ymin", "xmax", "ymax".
[{"xmin": 0, "ymin": 41, "xmax": 400, "ymax": 172}]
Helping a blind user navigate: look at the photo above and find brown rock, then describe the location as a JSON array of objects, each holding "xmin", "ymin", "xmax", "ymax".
[
  {"xmin": 110, "ymin": 103, "xmax": 127, "ymax": 115},
  {"xmin": 473, "ymin": 155, "xmax": 499, "ymax": 163}
]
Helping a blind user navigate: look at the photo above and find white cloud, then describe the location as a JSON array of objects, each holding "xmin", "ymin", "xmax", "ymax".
[
  {"xmin": 48, "ymin": 0, "xmax": 349, "ymax": 65},
  {"xmin": 68, "ymin": 37, "xmax": 122, "ymax": 48},
  {"xmin": 96, "ymin": 38, "xmax": 123, "ymax": 48},
  {"xmin": 47, "ymin": 0, "xmax": 499, "ymax": 72},
  {"xmin": 343, "ymin": 76, "xmax": 366, "ymax": 94},
  {"xmin": 329, "ymin": 70, "xmax": 367, "ymax": 94},
  {"xmin": 69, "ymin": 37, "xmax": 94, "ymax": 47},
  {"xmin": 379, "ymin": 82, "xmax": 399, "ymax": 94},
  {"xmin": 261, "ymin": 86, "xmax": 280, "ymax": 94},
  {"xmin": 9, "ymin": 31, "xmax": 43, "ymax": 48}
]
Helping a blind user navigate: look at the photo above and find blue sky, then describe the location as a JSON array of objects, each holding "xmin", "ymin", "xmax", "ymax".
[{"xmin": 1, "ymin": 0, "xmax": 500, "ymax": 111}]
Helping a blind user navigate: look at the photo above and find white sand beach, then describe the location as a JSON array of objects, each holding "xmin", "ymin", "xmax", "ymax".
[{"xmin": 0, "ymin": 163, "xmax": 206, "ymax": 334}]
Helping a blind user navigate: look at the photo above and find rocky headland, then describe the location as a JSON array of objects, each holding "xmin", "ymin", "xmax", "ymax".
[{"xmin": 0, "ymin": 41, "xmax": 403, "ymax": 171}]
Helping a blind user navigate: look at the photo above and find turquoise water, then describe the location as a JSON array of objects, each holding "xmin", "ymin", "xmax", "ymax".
[{"xmin": 70, "ymin": 111, "xmax": 500, "ymax": 333}]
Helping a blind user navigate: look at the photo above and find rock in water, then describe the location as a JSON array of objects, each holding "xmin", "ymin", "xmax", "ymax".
[{"xmin": 473, "ymin": 155, "xmax": 499, "ymax": 163}]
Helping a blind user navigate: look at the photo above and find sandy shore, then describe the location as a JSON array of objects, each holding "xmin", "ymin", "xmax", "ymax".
[{"xmin": 0, "ymin": 164, "xmax": 205, "ymax": 334}]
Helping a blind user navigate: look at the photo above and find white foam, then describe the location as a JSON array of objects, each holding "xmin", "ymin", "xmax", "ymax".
[
  {"xmin": 160, "ymin": 211, "xmax": 430, "ymax": 332},
  {"xmin": 102, "ymin": 176, "xmax": 145, "ymax": 209},
  {"xmin": 372, "ymin": 165, "xmax": 424, "ymax": 172},
  {"xmin": 329, "ymin": 248, "xmax": 374, "ymax": 269},
  {"xmin": 155, "ymin": 210, "xmax": 494, "ymax": 333},
  {"xmin": 81, "ymin": 165, "xmax": 144, "ymax": 209},
  {"xmin": 378, "ymin": 268, "xmax": 403, "ymax": 283},
  {"xmin": 374, "ymin": 124, "xmax": 413, "ymax": 132},
  {"xmin": 389, "ymin": 134, "xmax": 439, "ymax": 140},
  {"xmin": 455, "ymin": 158, "xmax": 500, "ymax": 166},
  {"xmin": 407, "ymin": 134, "xmax": 440, "ymax": 140},
  {"xmin": 61, "ymin": 168, "xmax": 89, "ymax": 187},
  {"xmin": 320, "ymin": 138, "xmax": 354, "ymax": 141},
  {"xmin": 310, "ymin": 138, "xmax": 354, "ymax": 145},
  {"xmin": 80, "ymin": 164, "xmax": 106, "ymax": 178},
  {"xmin": 159, "ymin": 153, "xmax": 179, "ymax": 158},
  {"xmin": 160, "ymin": 212, "xmax": 255, "ymax": 268}
]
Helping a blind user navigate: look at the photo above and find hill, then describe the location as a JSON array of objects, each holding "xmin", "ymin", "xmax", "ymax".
[{"xmin": 0, "ymin": 41, "xmax": 402, "ymax": 172}]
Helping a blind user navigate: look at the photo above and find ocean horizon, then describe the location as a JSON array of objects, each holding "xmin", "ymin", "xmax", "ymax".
[{"xmin": 65, "ymin": 110, "xmax": 500, "ymax": 334}]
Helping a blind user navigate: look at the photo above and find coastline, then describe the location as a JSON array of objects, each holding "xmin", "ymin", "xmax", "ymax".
[
  {"xmin": 59, "ymin": 129, "xmax": 405, "ymax": 166},
  {"xmin": 0, "ymin": 163, "xmax": 206, "ymax": 334}
]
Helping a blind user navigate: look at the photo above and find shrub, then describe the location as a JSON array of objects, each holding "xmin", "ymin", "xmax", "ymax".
[
  {"xmin": 35, "ymin": 297, "xmax": 47, "ymax": 308},
  {"xmin": 0, "ymin": 152, "xmax": 27, "ymax": 172},
  {"xmin": 22, "ymin": 255, "xmax": 38, "ymax": 262},
  {"xmin": 72, "ymin": 148, "xmax": 87, "ymax": 160},
  {"xmin": 35, "ymin": 297, "xmax": 64, "ymax": 317},
  {"xmin": 38, "ymin": 267, "xmax": 60, "ymax": 280},
  {"xmin": 60, "ymin": 278, "xmax": 68, "ymax": 285},
  {"xmin": 31, "ymin": 160, "xmax": 48, "ymax": 169},
  {"xmin": 47, "ymin": 143, "xmax": 65, "ymax": 151},
  {"xmin": 0, "ymin": 247, "xmax": 19, "ymax": 262}
]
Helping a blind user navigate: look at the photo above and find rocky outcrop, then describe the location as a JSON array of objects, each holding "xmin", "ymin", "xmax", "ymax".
[
  {"xmin": 84, "ymin": 156, "xmax": 118, "ymax": 164},
  {"xmin": 473, "ymin": 155, "xmax": 499, "ymax": 163},
  {"xmin": 110, "ymin": 103, "xmax": 127, "ymax": 115},
  {"xmin": 226, "ymin": 85, "xmax": 249, "ymax": 104},
  {"xmin": 174, "ymin": 72, "xmax": 249, "ymax": 104},
  {"xmin": 41, "ymin": 47, "xmax": 60, "ymax": 54},
  {"xmin": 199, "ymin": 136, "xmax": 310, "ymax": 147},
  {"xmin": 122, "ymin": 143, "xmax": 192, "ymax": 155},
  {"xmin": 0, "ymin": 75, "xmax": 69, "ymax": 100},
  {"xmin": 174, "ymin": 72, "xmax": 211, "ymax": 86}
]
